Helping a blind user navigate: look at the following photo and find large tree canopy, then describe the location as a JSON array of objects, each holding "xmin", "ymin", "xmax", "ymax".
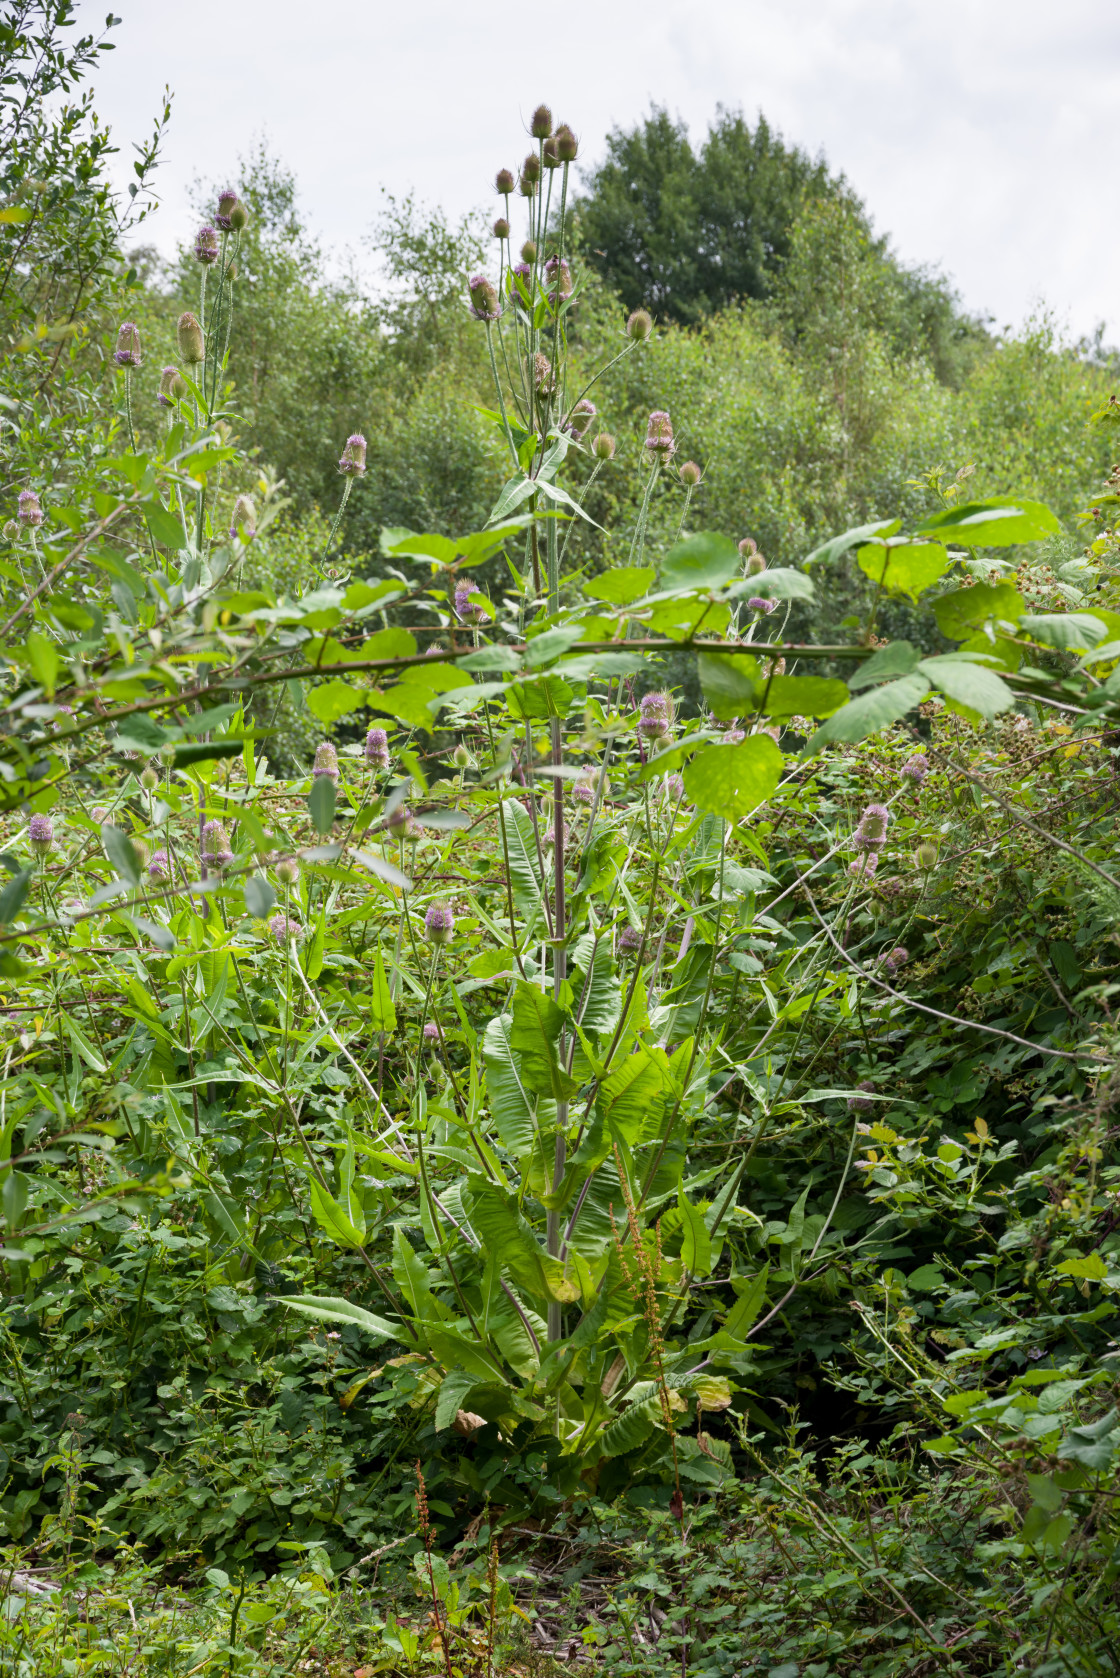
[{"xmin": 574, "ymin": 105, "xmax": 839, "ymax": 325}]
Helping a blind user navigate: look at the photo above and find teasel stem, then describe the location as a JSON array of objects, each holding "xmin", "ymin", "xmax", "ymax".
[
  {"xmin": 557, "ymin": 458, "xmax": 604, "ymax": 573},
  {"xmin": 550, "ymin": 159, "xmax": 570, "ymax": 415},
  {"xmin": 324, "ymin": 477, "xmax": 353, "ymax": 560},
  {"xmin": 123, "ymin": 365, "xmax": 136, "ymax": 453},
  {"xmin": 674, "ymin": 482, "xmax": 695, "ymax": 544},
  {"xmin": 629, "ymin": 455, "xmax": 661, "ymax": 568},
  {"xmin": 486, "ymin": 320, "xmax": 519, "ymax": 470},
  {"xmin": 546, "ymin": 711, "xmax": 567, "ymax": 1344}
]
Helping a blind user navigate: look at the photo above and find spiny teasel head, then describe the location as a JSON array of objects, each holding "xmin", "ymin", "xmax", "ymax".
[
  {"xmin": 364, "ymin": 727, "xmax": 389, "ymax": 770},
  {"xmin": 312, "ymin": 742, "xmax": 339, "ymax": 784},
  {"xmin": 626, "ymin": 308, "xmax": 653, "ymax": 342},
  {"xmin": 545, "ymin": 816, "xmax": 568, "ymax": 850},
  {"xmin": 747, "ymin": 596, "xmax": 777, "ymax": 614},
  {"xmin": 423, "ymin": 1021, "xmax": 441, "ymax": 1042},
  {"xmin": 900, "ymin": 753, "xmax": 929, "ymax": 784},
  {"xmin": 848, "ymin": 1078, "xmax": 876, "ymax": 1113},
  {"xmin": 28, "ymin": 814, "xmax": 53, "ymax": 855},
  {"xmin": 424, "ymin": 902, "xmax": 455, "ymax": 946},
  {"xmin": 739, "ymin": 537, "xmax": 767, "ymax": 575},
  {"xmin": 644, "ymin": 410, "xmax": 675, "ymax": 458},
  {"xmin": 639, "ymin": 691, "xmax": 672, "ymax": 740},
  {"xmin": 113, "ymin": 321, "xmax": 142, "ymax": 368},
  {"xmin": 665, "ymin": 773, "xmax": 687, "ymax": 804},
  {"xmin": 572, "ymin": 768, "xmax": 597, "ymax": 805},
  {"xmin": 567, "ymin": 398, "xmax": 596, "ymax": 438},
  {"xmin": 520, "ymin": 239, "xmax": 537, "ymax": 264},
  {"xmin": 529, "ymin": 103, "xmax": 553, "ymax": 139},
  {"xmin": 467, "ymin": 273, "xmax": 501, "ymax": 321},
  {"xmin": 158, "ymin": 364, "xmax": 186, "ymax": 407},
  {"xmin": 519, "ymin": 152, "xmax": 541, "ymax": 192},
  {"xmin": 883, "ymin": 945, "xmax": 909, "ymax": 975},
  {"xmin": 338, "ymin": 433, "xmax": 367, "ymax": 476},
  {"xmin": 493, "ymin": 216, "xmax": 510, "ymax": 241},
  {"xmin": 177, "ymin": 311, "xmax": 204, "ymax": 364},
  {"xmin": 194, "ymin": 224, "xmax": 220, "ymax": 265},
  {"xmin": 542, "ymin": 136, "xmax": 561, "ymax": 171},
  {"xmin": 388, "ymin": 804, "xmax": 416, "ymax": 840},
  {"xmin": 149, "ymin": 848, "xmax": 170, "ymax": 883},
  {"xmin": 495, "ymin": 167, "xmax": 515, "ymax": 196},
  {"xmin": 532, "ymin": 351, "xmax": 553, "ymax": 393},
  {"xmin": 761, "ymin": 656, "xmax": 786, "ymax": 679},
  {"xmin": 215, "ymin": 188, "xmax": 239, "ymax": 231},
  {"xmin": 140, "ymin": 766, "xmax": 159, "ymax": 792},
  {"xmin": 618, "ymin": 924, "xmax": 642, "ymax": 954},
  {"xmin": 275, "ymin": 855, "xmax": 300, "ymax": 886},
  {"xmin": 229, "ymin": 199, "xmax": 248, "ymax": 232},
  {"xmin": 544, "ymin": 254, "xmax": 572, "ymax": 304},
  {"xmin": 913, "ymin": 839, "xmax": 938, "ymax": 871},
  {"xmin": 454, "ymin": 582, "xmax": 484, "ymax": 622},
  {"xmin": 591, "ymin": 431, "xmax": 616, "ymax": 462},
  {"xmin": 17, "ymin": 489, "xmax": 43, "ymax": 529},
  {"xmin": 201, "ymin": 819, "xmax": 233, "ymax": 868},
  {"xmin": 849, "ymin": 850, "xmax": 878, "ymax": 880},
  {"xmin": 678, "ymin": 460, "xmax": 702, "ymax": 488},
  {"xmin": 554, "ymin": 123, "xmax": 578, "ymax": 162},
  {"xmin": 268, "ymin": 913, "xmax": 302, "ymax": 944},
  {"xmin": 228, "ymin": 493, "xmax": 256, "ymax": 540},
  {"xmin": 854, "ymin": 802, "xmax": 890, "ymax": 852}
]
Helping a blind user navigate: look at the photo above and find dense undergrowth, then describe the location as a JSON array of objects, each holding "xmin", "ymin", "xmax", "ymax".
[{"xmin": 4, "ymin": 7, "xmax": 1120, "ymax": 1677}]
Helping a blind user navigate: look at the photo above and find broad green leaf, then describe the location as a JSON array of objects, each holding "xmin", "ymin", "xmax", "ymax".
[
  {"xmin": 569, "ymin": 932, "xmax": 621, "ymax": 1036},
  {"xmin": 914, "ymin": 497, "xmax": 1061, "ymax": 547},
  {"xmin": 371, "ymin": 947, "xmax": 397, "ymax": 1032},
  {"xmin": 934, "ymin": 582, "xmax": 1025, "ymax": 641},
  {"xmin": 457, "ymin": 644, "xmax": 522, "ymax": 673},
  {"xmin": 510, "ymin": 982, "xmax": 578, "ymax": 1100},
  {"xmin": 1019, "ymin": 612, "xmax": 1111, "ymax": 652},
  {"xmin": 0, "ymin": 869, "xmax": 33, "ymax": 925},
  {"xmin": 677, "ymin": 1188, "xmax": 713, "ymax": 1276},
  {"xmin": 683, "ymin": 735, "xmax": 782, "ymax": 821},
  {"xmin": 661, "ymin": 532, "xmax": 740, "ymax": 592},
  {"xmin": 282, "ymin": 1294, "xmax": 398, "ymax": 1340},
  {"xmin": 806, "ymin": 673, "xmax": 931, "ymax": 751},
  {"xmin": 857, "ymin": 540, "xmax": 951, "ymax": 600},
  {"xmin": 309, "ymin": 775, "xmax": 336, "ymax": 836},
  {"xmin": 173, "ymin": 740, "xmax": 241, "ymax": 768},
  {"xmin": 143, "ymin": 501, "xmax": 187, "ymax": 549},
  {"xmin": 600, "ymin": 1394, "xmax": 660, "ymax": 1458},
  {"xmin": 724, "ymin": 1266, "xmax": 769, "ymax": 1339},
  {"xmin": 65, "ymin": 1015, "xmax": 107, "ymax": 1072},
  {"xmin": 500, "ymin": 799, "xmax": 543, "ymax": 923},
  {"xmin": 759, "ymin": 674, "xmax": 849, "ymax": 719},
  {"xmin": 465, "ymin": 1177, "xmax": 579, "ymax": 1305},
  {"xmin": 918, "ymin": 655, "xmax": 1014, "ymax": 719},
  {"xmin": 306, "ymin": 679, "xmax": 365, "ymax": 724},
  {"xmin": 435, "ymin": 1371, "xmax": 479, "ymax": 1432},
  {"xmin": 244, "ymin": 874, "xmax": 276, "ymax": 919},
  {"xmin": 388, "ymin": 531, "xmax": 460, "ymax": 564},
  {"xmin": 583, "ymin": 567, "xmax": 654, "ymax": 605},
  {"xmin": 733, "ymin": 566, "xmax": 814, "ymax": 602},
  {"xmin": 524, "ymin": 625, "xmax": 585, "ymax": 666},
  {"xmin": 304, "ymin": 909, "xmax": 327, "ymax": 981},
  {"xmin": 26, "ymin": 632, "xmax": 59, "ymax": 698},
  {"xmin": 308, "ymin": 1177, "xmax": 365, "ymax": 1248},
  {"xmin": 802, "ymin": 518, "xmax": 900, "ymax": 568},
  {"xmin": 697, "ymin": 651, "xmax": 761, "ymax": 719},
  {"xmin": 102, "ymin": 824, "xmax": 141, "ymax": 887},
  {"xmin": 483, "ymin": 1014, "xmax": 537, "ymax": 1155}
]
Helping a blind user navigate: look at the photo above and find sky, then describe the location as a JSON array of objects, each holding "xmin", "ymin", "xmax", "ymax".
[{"xmin": 83, "ymin": 0, "xmax": 1120, "ymax": 343}]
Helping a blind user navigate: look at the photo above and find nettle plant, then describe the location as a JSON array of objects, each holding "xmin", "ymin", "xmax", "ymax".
[{"xmin": 2, "ymin": 101, "xmax": 1118, "ymax": 1509}]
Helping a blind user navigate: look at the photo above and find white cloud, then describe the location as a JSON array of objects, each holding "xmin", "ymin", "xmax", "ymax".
[{"xmin": 86, "ymin": 0, "xmax": 1119, "ymax": 338}]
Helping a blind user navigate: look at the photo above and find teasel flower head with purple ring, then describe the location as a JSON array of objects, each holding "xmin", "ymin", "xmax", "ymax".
[
  {"xmin": 364, "ymin": 727, "xmax": 389, "ymax": 770},
  {"xmin": 268, "ymin": 913, "xmax": 303, "ymax": 944},
  {"xmin": 423, "ymin": 1021, "xmax": 441, "ymax": 1042},
  {"xmin": 644, "ymin": 409, "xmax": 675, "ymax": 458},
  {"xmin": 848, "ymin": 1079, "xmax": 876, "ymax": 1114},
  {"xmin": 424, "ymin": 902, "xmax": 455, "ymax": 946},
  {"xmin": 194, "ymin": 224, "xmax": 220, "ymax": 265},
  {"xmin": 113, "ymin": 321, "xmax": 142, "ymax": 368},
  {"xmin": 215, "ymin": 188, "xmax": 239, "ymax": 231},
  {"xmin": 312, "ymin": 742, "xmax": 339, "ymax": 784},
  {"xmin": 229, "ymin": 494, "xmax": 256, "ymax": 540},
  {"xmin": 454, "ymin": 583, "xmax": 484, "ymax": 622},
  {"xmin": 338, "ymin": 433, "xmax": 366, "ymax": 476},
  {"xmin": 566, "ymin": 398, "xmax": 596, "ymax": 438},
  {"xmin": 849, "ymin": 850, "xmax": 879, "ymax": 879},
  {"xmin": 638, "ymin": 690, "xmax": 672, "ymax": 740},
  {"xmin": 572, "ymin": 768, "xmax": 596, "ymax": 805},
  {"xmin": 158, "ymin": 365, "xmax": 186, "ymax": 407},
  {"xmin": 388, "ymin": 804, "xmax": 416, "ymax": 841},
  {"xmin": 618, "ymin": 925, "xmax": 642, "ymax": 954},
  {"xmin": 468, "ymin": 274, "xmax": 501, "ymax": 321},
  {"xmin": 201, "ymin": 819, "xmax": 233, "ymax": 869},
  {"xmin": 28, "ymin": 814, "xmax": 53, "ymax": 856},
  {"xmin": 544, "ymin": 255, "xmax": 572, "ymax": 304},
  {"xmin": 883, "ymin": 945, "xmax": 910, "ymax": 975},
  {"xmin": 665, "ymin": 773, "xmax": 687, "ymax": 804},
  {"xmin": 854, "ymin": 802, "xmax": 890, "ymax": 853},
  {"xmin": 17, "ymin": 489, "xmax": 43, "ymax": 529},
  {"xmin": 901, "ymin": 753, "xmax": 929, "ymax": 784},
  {"xmin": 149, "ymin": 849, "xmax": 170, "ymax": 883},
  {"xmin": 747, "ymin": 596, "xmax": 777, "ymax": 614}
]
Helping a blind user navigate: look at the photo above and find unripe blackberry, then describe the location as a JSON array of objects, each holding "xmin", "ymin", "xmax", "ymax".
[
  {"xmin": 28, "ymin": 814, "xmax": 53, "ymax": 855},
  {"xmin": 678, "ymin": 460, "xmax": 702, "ymax": 487},
  {"xmin": 229, "ymin": 201, "xmax": 248, "ymax": 232},
  {"xmin": 493, "ymin": 217, "xmax": 510, "ymax": 240},
  {"xmin": 312, "ymin": 741, "xmax": 339, "ymax": 784},
  {"xmin": 555, "ymin": 124, "xmax": 578, "ymax": 162},
  {"xmin": 495, "ymin": 167, "xmax": 515, "ymax": 195},
  {"xmin": 17, "ymin": 489, "xmax": 43, "ymax": 529},
  {"xmin": 194, "ymin": 224, "xmax": 219, "ymax": 265},
  {"xmin": 177, "ymin": 311, "xmax": 204, "ymax": 364},
  {"xmin": 113, "ymin": 321, "xmax": 142, "ymax": 368},
  {"xmin": 216, "ymin": 188, "xmax": 239, "ymax": 230},
  {"xmin": 530, "ymin": 103, "xmax": 553, "ymax": 139},
  {"xmin": 591, "ymin": 432, "xmax": 616, "ymax": 462},
  {"xmin": 626, "ymin": 308, "xmax": 653, "ymax": 342},
  {"xmin": 424, "ymin": 902, "xmax": 455, "ymax": 946},
  {"xmin": 467, "ymin": 274, "xmax": 501, "ymax": 321},
  {"xmin": 338, "ymin": 433, "xmax": 367, "ymax": 476},
  {"xmin": 364, "ymin": 727, "xmax": 389, "ymax": 770}
]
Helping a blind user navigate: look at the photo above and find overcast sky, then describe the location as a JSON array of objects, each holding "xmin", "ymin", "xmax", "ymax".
[{"xmin": 83, "ymin": 0, "xmax": 1119, "ymax": 342}]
